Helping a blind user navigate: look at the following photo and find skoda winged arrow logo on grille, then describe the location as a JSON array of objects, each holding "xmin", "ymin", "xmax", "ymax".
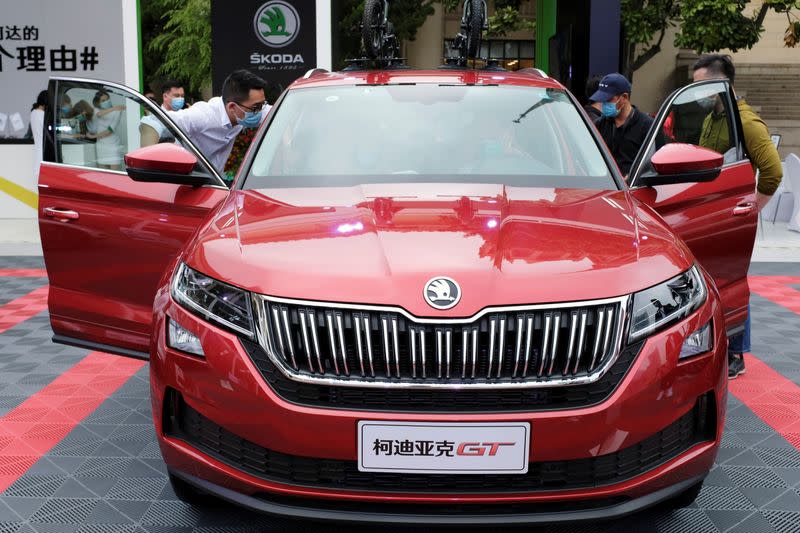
[{"xmin": 424, "ymin": 277, "xmax": 462, "ymax": 310}]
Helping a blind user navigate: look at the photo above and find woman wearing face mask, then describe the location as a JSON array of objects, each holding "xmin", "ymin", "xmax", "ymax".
[
  {"xmin": 590, "ymin": 73, "xmax": 655, "ymax": 177},
  {"xmin": 89, "ymin": 90, "xmax": 126, "ymax": 170}
]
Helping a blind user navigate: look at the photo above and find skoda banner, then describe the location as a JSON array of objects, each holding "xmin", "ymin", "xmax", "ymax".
[{"xmin": 211, "ymin": 0, "xmax": 316, "ymax": 101}]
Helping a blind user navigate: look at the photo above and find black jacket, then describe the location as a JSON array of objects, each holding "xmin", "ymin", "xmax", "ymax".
[{"xmin": 594, "ymin": 106, "xmax": 653, "ymax": 175}]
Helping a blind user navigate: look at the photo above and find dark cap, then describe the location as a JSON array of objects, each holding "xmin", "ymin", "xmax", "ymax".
[{"xmin": 590, "ymin": 73, "xmax": 631, "ymax": 103}]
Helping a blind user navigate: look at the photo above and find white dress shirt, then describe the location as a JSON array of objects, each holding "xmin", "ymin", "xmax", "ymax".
[{"xmin": 142, "ymin": 97, "xmax": 268, "ymax": 175}]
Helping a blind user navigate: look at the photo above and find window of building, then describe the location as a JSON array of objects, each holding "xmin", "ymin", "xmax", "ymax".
[{"xmin": 443, "ymin": 39, "xmax": 535, "ymax": 71}]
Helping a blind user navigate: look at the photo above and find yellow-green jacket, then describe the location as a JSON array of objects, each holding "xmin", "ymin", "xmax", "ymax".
[{"xmin": 699, "ymin": 99, "xmax": 782, "ymax": 195}]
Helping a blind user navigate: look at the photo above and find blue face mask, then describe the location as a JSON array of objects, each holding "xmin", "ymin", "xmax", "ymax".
[
  {"xmin": 170, "ymin": 97, "xmax": 184, "ymax": 111},
  {"xmin": 61, "ymin": 104, "xmax": 72, "ymax": 114},
  {"xmin": 239, "ymin": 110, "xmax": 262, "ymax": 129},
  {"xmin": 99, "ymin": 100, "xmax": 113, "ymax": 110},
  {"xmin": 601, "ymin": 101, "xmax": 619, "ymax": 118}
]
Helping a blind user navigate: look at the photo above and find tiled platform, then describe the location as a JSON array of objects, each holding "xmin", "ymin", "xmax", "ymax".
[{"xmin": 0, "ymin": 257, "xmax": 799, "ymax": 532}]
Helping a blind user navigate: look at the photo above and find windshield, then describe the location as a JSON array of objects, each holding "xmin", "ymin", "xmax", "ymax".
[{"xmin": 244, "ymin": 84, "xmax": 615, "ymax": 190}]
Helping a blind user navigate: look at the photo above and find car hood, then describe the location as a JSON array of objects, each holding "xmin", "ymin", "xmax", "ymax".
[{"xmin": 185, "ymin": 184, "xmax": 693, "ymax": 317}]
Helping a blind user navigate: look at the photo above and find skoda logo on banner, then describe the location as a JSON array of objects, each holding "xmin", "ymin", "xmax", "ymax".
[{"xmin": 254, "ymin": 0, "xmax": 300, "ymax": 48}]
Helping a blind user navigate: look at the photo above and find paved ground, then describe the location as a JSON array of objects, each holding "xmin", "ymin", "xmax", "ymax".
[{"xmin": 0, "ymin": 257, "xmax": 799, "ymax": 532}]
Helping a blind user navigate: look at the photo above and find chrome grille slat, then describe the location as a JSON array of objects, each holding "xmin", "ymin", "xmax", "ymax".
[
  {"xmin": 522, "ymin": 316, "xmax": 533, "ymax": 377},
  {"xmin": 420, "ymin": 329, "xmax": 427, "ymax": 378},
  {"xmin": 436, "ymin": 329, "xmax": 443, "ymax": 379},
  {"xmin": 325, "ymin": 312, "xmax": 340, "ymax": 375},
  {"xmin": 461, "ymin": 329, "xmax": 468, "ymax": 379},
  {"xmin": 298, "ymin": 310, "xmax": 314, "ymax": 373},
  {"xmin": 363, "ymin": 316, "xmax": 374, "ymax": 377},
  {"xmin": 280, "ymin": 307, "xmax": 297, "ymax": 370},
  {"xmin": 354, "ymin": 313, "xmax": 365, "ymax": 377},
  {"xmin": 336, "ymin": 313, "xmax": 349, "ymax": 376},
  {"xmin": 573, "ymin": 310, "xmax": 589, "ymax": 375},
  {"xmin": 564, "ymin": 311, "xmax": 578, "ymax": 375},
  {"xmin": 308, "ymin": 310, "xmax": 323, "ymax": 373},
  {"xmin": 590, "ymin": 308, "xmax": 605, "ymax": 371},
  {"xmin": 255, "ymin": 295, "xmax": 627, "ymax": 388},
  {"xmin": 487, "ymin": 317, "xmax": 496, "ymax": 379},
  {"xmin": 496, "ymin": 317, "xmax": 506, "ymax": 379},
  {"xmin": 547, "ymin": 313, "xmax": 561, "ymax": 376},
  {"xmin": 381, "ymin": 317, "xmax": 391, "ymax": 378},
  {"xmin": 391, "ymin": 316, "xmax": 400, "ymax": 378},
  {"xmin": 271, "ymin": 306, "xmax": 286, "ymax": 364},
  {"xmin": 410, "ymin": 328, "xmax": 417, "ymax": 378},
  {"xmin": 538, "ymin": 313, "xmax": 551, "ymax": 377},
  {"xmin": 602, "ymin": 307, "xmax": 614, "ymax": 363},
  {"xmin": 445, "ymin": 329, "xmax": 452, "ymax": 379},
  {"xmin": 471, "ymin": 327, "xmax": 478, "ymax": 379},
  {"xmin": 513, "ymin": 316, "xmax": 523, "ymax": 377}
]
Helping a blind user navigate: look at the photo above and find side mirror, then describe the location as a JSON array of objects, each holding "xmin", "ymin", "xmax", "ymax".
[
  {"xmin": 124, "ymin": 144, "xmax": 214, "ymax": 186},
  {"xmin": 639, "ymin": 143, "xmax": 723, "ymax": 187}
]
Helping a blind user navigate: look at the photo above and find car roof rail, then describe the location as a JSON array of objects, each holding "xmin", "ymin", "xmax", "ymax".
[{"xmin": 303, "ymin": 68, "xmax": 329, "ymax": 79}]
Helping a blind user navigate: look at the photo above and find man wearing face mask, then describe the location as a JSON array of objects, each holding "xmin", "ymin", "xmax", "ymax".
[
  {"xmin": 161, "ymin": 80, "xmax": 186, "ymax": 112},
  {"xmin": 140, "ymin": 70, "xmax": 269, "ymax": 174},
  {"xmin": 591, "ymin": 73, "xmax": 654, "ymax": 176}
]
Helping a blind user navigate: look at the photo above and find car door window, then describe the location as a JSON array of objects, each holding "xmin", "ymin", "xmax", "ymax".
[
  {"xmin": 54, "ymin": 80, "xmax": 199, "ymax": 173},
  {"xmin": 630, "ymin": 81, "xmax": 742, "ymax": 184}
]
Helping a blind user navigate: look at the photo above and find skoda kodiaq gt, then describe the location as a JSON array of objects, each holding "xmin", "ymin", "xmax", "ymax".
[{"xmin": 38, "ymin": 69, "xmax": 756, "ymax": 524}]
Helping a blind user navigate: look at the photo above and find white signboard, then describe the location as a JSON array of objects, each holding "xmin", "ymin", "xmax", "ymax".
[{"xmin": 0, "ymin": 0, "xmax": 139, "ymax": 138}]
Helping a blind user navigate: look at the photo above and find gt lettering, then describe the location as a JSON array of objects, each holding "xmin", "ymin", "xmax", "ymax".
[{"xmin": 456, "ymin": 442, "xmax": 515, "ymax": 456}]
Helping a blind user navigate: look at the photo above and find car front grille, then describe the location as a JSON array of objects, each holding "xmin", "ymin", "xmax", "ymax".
[
  {"xmin": 164, "ymin": 390, "xmax": 717, "ymax": 494},
  {"xmin": 252, "ymin": 295, "xmax": 628, "ymax": 389},
  {"xmin": 240, "ymin": 338, "xmax": 644, "ymax": 412}
]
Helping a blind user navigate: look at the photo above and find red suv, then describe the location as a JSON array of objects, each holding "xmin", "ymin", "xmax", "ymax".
[{"xmin": 38, "ymin": 69, "xmax": 756, "ymax": 524}]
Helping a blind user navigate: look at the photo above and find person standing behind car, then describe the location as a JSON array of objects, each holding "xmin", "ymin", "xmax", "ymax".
[
  {"xmin": 29, "ymin": 90, "xmax": 48, "ymax": 180},
  {"xmin": 583, "ymin": 74, "xmax": 603, "ymax": 121},
  {"xmin": 160, "ymin": 80, "xmax": 186, "ymax": 112},
  {"xmin": 591, "ymin": 73, "xmax": 654, "ymax": 177},
  {"xmin": 139, "ymin": 70, "xmax": 269, "ymax": 175},
  {"xmin": 692, "ymin": 54, "xmax": 783, "ymax": 379}
]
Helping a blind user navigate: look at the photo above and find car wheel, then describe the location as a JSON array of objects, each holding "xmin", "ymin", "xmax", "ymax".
[
  {"xmin": 662, "ymin": 481, "xmax": 704, "ymax": 511},
  {"xmin": 464, "ymin": 0, "xmax": 484, "ymax": 59},
  {"xmin": 168, "ymin": 472, "xmax": 216, "ymax": 506},
  {"xmin": 362, "ymin": 0, "xmax": 384, "ymax": 59}
]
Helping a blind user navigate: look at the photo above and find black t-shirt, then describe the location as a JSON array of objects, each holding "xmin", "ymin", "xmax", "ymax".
[{"xmin": 594, "ymin": 107, "xmax": 654, "ymax": 175}]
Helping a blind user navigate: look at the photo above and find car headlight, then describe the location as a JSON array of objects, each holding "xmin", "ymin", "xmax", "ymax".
[
  {"xmin": 629, "ymin": 265, "xmax": 707, "ymax": 342},
  {"xmin": 171, "ymin": 263, "xmax": 255, "ymax": 339}
]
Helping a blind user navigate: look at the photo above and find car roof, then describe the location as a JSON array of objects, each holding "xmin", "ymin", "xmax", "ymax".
[{"xmin": 289, "ymin": 68, "xmax": 566, "ymax": 91}]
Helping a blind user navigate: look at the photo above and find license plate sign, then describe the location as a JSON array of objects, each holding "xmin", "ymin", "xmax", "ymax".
[{"xmin": 358, "ymin": 421, "xmax": 530, "ymax": 474}]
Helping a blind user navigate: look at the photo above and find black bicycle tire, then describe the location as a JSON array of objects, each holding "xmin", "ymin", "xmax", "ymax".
[
  {"xmin": 465, "ymin": 0, "xmax": 484, "ymax": 59},
  {"xmin": 362, "ymin": 0, "xmax": 384, "ymax": 59}
]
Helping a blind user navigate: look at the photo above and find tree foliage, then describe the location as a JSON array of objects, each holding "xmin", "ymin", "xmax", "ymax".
[
  {"xmin": 621, "ymin": 0, "xmax": 800, "ymax": 78},
  {"xmin": 142, "ymin": 0, "xmax": 212, "ymax": 94}
]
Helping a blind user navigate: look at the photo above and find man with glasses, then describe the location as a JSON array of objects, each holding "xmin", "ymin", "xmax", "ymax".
[{"xmin": 140, "ymin": 70, "xmax": 269, "ymax": 174}]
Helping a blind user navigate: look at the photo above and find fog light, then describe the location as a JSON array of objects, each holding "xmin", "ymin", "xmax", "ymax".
[
  {"xmin": 679, "ymin": 322, "xmax": 712, "ymax": 359},
  {"xmin": 168, "ymin": 318, "xmax": 204, "ymax": 356}
]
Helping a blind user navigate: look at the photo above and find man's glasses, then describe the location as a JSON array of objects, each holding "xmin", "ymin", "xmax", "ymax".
[{"xmin": 235, "ymin": 100, "xmax": 268, "ymax": 113}]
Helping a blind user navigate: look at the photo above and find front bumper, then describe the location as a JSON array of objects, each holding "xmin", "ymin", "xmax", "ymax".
[
  {"xmin": 169, "ymin": 468, "xmax": 706, "ymax": 525},
  {"xmin": 150, "ymin": 280, "xmax": 727, "ymax": 517}
]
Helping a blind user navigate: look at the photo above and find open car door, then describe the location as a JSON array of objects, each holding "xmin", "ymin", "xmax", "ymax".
[
  {"xmin": 39, "ymin": 77, "xmax": 230, "ymax": 359},
  {"xmin": 627, "ymin": 79, "xmax": 757, "ymax": 337}
]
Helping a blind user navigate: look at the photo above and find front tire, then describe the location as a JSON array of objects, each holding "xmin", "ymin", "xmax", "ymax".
[{"xmin": 362, "ymin": 0, "xmax": 384, "ymax": 59}]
